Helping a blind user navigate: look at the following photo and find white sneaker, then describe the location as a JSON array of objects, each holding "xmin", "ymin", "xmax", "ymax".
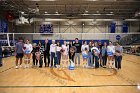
[
  {"xmin": 24, "ymin": 65, "xmax": 27, "ymax": 69},
  {"xmin": 15, "ymin": 66, "xmax": 18, "ymax": 69},
  {"xmin": 27, "ymin": 64, "xmax": 29, "ymax": 68},
  {"xmin": 19, "ymin": 65, "xmax": 22, "ymax": 68}
]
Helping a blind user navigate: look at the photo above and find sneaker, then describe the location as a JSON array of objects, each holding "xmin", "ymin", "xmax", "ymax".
[
  {"xmin": 15, "ymin": 66, "xmax": 18, "ymax": 69},
  {"xmin": 19, "ymin": 65, "xmax": 22, "ymax": 68},
  {"xmin": 27, "ymin": 64, "xmax": 30, "ymax": 68},
  {"xmin": 24, "ymin": 65, "xmax": 27, "ymax": 69}
]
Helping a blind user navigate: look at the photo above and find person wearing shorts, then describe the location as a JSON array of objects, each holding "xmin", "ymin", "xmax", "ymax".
[
  {"xmin": 23, "ymin": 39, "xmax": 33, "ymax": 68},
  {"xmin": 107, "ymin": 41, "xmax": 115, "ymax": 68},
  {"xmin": 15, "ymin": 38, "xmax": 24, "ymax": 69}
]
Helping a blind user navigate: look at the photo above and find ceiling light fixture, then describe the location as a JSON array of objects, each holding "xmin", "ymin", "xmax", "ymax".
[
  {"xmin": 55, "ymin": 11, "xmax": 58, "ymax": 14},
  {"xmin": 105, "ymin": 14, "xmax": 114, "ymax": 15},
  {"xmin": 92, "ymin": 14, "xmax": 101, "ymax": 15},
  {"xmin": 85, "ymin": 10, "xmax": 88, "ymax": 13},
  {"xmin": 96, "ymin": 11, "xmax": 99, "ymax": 13},
  {"xmin": 44, "ymin": 11, "xmax": 48, "ymax": 14}
]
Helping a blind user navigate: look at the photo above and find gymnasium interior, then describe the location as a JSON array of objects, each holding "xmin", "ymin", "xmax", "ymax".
[{"xmin": 0, "ymin": 0, "xmax": 140, "ymax": 93}]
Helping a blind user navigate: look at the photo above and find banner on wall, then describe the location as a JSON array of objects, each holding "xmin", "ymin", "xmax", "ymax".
[
  {"xmin": 109, "ymin": 22, "xmax": 116, "ymax": 33},
  {"xmin": 0, "ymin": 18, "xmax": 8, "ymax": 33},
  {"xmin": 122, "ymin": 23, "xmax": 128, "ymax": 33},
  {"xmin": 40, "ymin": 24, "xmax": 53, "ymax": 33}
]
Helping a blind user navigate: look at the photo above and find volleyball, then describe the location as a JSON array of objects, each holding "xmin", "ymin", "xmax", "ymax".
[{"xmin": 69, "ymin": 60, "xmax": 75, "ymax": 70}]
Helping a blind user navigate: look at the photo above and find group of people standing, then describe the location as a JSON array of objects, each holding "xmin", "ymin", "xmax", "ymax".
[{"xmin": 15, "ymin": 37, "xmax": 123, "ymax": 70}]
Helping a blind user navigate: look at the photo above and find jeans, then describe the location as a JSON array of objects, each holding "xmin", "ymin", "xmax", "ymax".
[
  {"xmin": 88, "ymin": 52, "xmax": 93, "ymax": 66},
  {"xmin": 56, "ymin": 51, "xmax": 61, "ymax": 65},
  {"xmin": 115, "ymin": 55, "xmax": 122, "ymax": 69},
  {"xmin": 102, "ymin": 55, "xmax": 107, "ymax": 66},
  {"xmin": 74, "ymin": 53, "xmax": 80, "ymax": 65},
  {"xmin": 51, "ymin": 52, "xmax": 57, "ymax": 67}
]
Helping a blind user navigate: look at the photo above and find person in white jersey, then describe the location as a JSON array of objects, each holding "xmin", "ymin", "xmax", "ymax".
[
  {"xmin": 107, "ymin": 41, "xmax": 115, "ymax": 68},
  {"xmin": 23, "ymin": 39, "xmax": 33, "ymax": 68},
  {"xmin": 50, "ymin": 40, "xmax": 57, "ymax": 68}
]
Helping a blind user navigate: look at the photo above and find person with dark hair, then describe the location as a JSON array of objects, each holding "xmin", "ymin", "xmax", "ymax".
[
  {"xmin": 44, "ymin": 39, "xmax": 50, "ymax": 67},
  {"xmin": 102, "ymin": 42, "xmax": 108, "ymax": 67},
  {"xmin": 69, "ymin": 40, "xmax": 74, "ymax": 61},
  {"xmin": 15, "ymin": 38, "xmax": 24, "ymax": 69},
  {"xmin": 35, "ymin": 48, "xmax": 43, "ymax": 68},
  {"xmin": 56, "ymin": 41, "xmax": 62, "ymax": 68},
  {"xmin": 38, "ymin": 41, "xmax": 44, "ymax": 68},
  {"xmin": 88, "ymin": 41, "xmax": 93, "ymax": 67},
  {"xmin": 38, "ymin": 41, "xmax": 42, "ymax": 48},
  {"xmin": 73, "ymin": 38, "xmax": 81, "ymax": 67},
  {"xmin": 98, "ymin": 40, "xmax": 103, "ymax": 67},
  {"xmin": 115, "ymin": 42, "xmax": 123, "ymax": 69}
]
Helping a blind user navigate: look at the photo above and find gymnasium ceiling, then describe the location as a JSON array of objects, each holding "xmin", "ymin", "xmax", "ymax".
[{"xmin": 0, "ymin": 0, "xmax": 140, "ymax": 19}]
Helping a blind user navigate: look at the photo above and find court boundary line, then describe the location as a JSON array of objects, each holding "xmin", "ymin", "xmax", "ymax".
[
  {"xmin": 0, "ymin": 66, "xmax": 14, "ymax": 73},
  {"xmin": 0, "ymin": 85, "xmax": 137, "ymax": 88}
]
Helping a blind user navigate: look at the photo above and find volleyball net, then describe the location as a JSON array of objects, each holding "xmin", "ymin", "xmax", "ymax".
[{"xmin": 0, "ymin": 33, "xmax": 140, "ymax": 47}]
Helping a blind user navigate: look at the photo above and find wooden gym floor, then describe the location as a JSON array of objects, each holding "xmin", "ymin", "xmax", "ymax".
[{"xmin": 0, "ymin": 54, "xmax": 140, "ymax": 93}]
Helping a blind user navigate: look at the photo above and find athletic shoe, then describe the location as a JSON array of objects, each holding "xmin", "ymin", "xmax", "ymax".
[
  {"xmin": 27, "ymin": 64, "xmax": 29, "ymax": 68},
  {"xmin": 15, "ymin": 66, "xmax": 18, "ymax": 69},
  {"xmin": 19, "ymin": 65, "xmax": 22, "ymax": 68},
  {"xmin": 24, "ymin": 65, "xmax": 27, "ymax": 69}
]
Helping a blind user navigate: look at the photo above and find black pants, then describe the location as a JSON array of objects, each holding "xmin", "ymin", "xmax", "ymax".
[
  {"xmin": 69, "ymin": 52, "xmax": 75, "ymax": 62},
  {"xmin": 102, "ymin": 55, "xmax": 107, "ymax": 66},
  {"xmin": 44, "ymin": 52, "xmax": 50, "ymax": 67},
  {"xmin": 93, "ymin": 55, "xmax": 99, "ymax": 68},
  {"xmin": 32, "ymin": 54, "xmax": 38, "ymax": 66},
  {"xmin": 115, "ymin": 55, "xmax": 122, "ymax": 69}
]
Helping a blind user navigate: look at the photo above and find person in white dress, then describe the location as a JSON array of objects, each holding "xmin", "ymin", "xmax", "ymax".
[
  {"xmin": 23, "ymin": 39, "xmax": 33, "ymax": 68},
  {"xmin": 61, "ymin": 40, "xmax": 69, "ymax": 68},
  {"xmin": 107, "ymin": 41, "xmax": 115, "ymax": 68}
]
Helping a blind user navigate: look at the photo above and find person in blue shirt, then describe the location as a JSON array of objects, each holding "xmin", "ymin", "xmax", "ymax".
[{"xmin": 102, "ymin": 42, "xmax": 108, "ymax": 67}]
